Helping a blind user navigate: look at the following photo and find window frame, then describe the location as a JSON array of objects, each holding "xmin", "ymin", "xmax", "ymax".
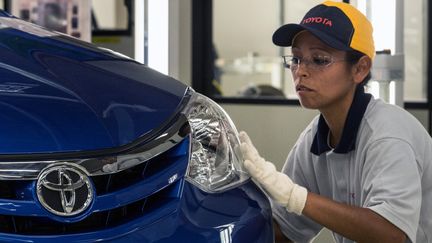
[
  {"xmin": 90, "ymin": 0, "xmax": 134, "ymax": 36},
  {"xmin": 3, "ymin": 0, "xmax": 133, "ymax": 36}
]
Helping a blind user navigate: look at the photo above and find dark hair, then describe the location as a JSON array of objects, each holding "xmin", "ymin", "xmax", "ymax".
[{"xmin": 345, "ymin": 50, "xmax": 372, "ymax": 87}]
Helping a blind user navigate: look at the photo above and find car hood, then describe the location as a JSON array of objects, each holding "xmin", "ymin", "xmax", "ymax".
[{"xmin": 0, "ymin": 14, "xmax": 188, "ymax": 154}]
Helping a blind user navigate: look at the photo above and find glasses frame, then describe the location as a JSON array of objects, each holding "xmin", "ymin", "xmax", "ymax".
[{"xmin": 282, "ymin": 55, "xmax": 347, "ymax": 71}]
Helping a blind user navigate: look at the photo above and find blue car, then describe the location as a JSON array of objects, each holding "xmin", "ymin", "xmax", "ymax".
[{"xmin": 0, "ymin": 11, "xmax": 274, "ymax": 243}]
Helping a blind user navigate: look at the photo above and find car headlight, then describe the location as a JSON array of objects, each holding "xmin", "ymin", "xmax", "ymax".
[{"xmin": 182, "ymin": 90, "xmax": 249, "ymax": 193}]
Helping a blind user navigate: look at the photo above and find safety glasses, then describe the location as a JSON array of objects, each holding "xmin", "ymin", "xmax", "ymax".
[{"xmin": 282, "ymin": 55, "xmax": 347, "ymax": 71}]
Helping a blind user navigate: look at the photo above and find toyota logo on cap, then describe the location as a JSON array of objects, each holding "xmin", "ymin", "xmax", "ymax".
[{"xmin": 36, "ymin": 163, "xmax": 94, "ymax": 216}]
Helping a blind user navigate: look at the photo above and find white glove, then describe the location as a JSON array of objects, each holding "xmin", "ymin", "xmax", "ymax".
[{"xmin": 239, "ymin": 131, "xmax": 308, "ymax": 215}]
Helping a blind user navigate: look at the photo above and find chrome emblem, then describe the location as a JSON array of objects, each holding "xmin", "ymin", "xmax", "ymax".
[{"xmin": 36, "ymin": 163, "xmax": 93, "ymax": 216}]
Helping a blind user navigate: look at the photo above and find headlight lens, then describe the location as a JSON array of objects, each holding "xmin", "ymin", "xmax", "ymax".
[{"xmin": 182, "ymin": 91, "xmax": 249, "ymax": 193}]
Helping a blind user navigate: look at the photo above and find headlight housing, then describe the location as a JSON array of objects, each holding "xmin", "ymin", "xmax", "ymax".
[{"xmin": 182, "ymin": 90, "xmax": 249, "ymax": 193}]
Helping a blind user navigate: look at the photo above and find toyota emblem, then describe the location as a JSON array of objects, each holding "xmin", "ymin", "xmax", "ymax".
[{"xmin": 36, "ymin": 163, "xmax": 94, "ymax": 216}]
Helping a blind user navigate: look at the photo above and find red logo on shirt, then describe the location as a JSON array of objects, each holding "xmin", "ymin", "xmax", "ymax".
[{"xmin": 302, "ymin": 17, "xmax": 332, "ymax": 27}]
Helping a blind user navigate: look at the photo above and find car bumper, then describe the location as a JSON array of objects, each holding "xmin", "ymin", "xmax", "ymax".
[{"xmin": 0, "ymin": 180, "xmax": 274, "ymax": 243}]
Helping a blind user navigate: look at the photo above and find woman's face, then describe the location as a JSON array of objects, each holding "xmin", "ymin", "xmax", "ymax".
[{"xmin": 290, "ymin": 31, "xmax": 359, "ymax": 113}]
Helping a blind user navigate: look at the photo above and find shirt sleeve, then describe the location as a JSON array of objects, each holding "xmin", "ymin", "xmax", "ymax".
[
  {"xmin": 272, "ymin": 142, "xmax": 323, "ymax": 242},
  {"xmin": 362, "ymin": 138, "xmax": 421, "ymax": 243}
]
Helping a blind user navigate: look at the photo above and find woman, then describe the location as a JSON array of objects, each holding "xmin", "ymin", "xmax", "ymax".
[{"xmin": 240, "ymin": 1, "xmax": 432, "ymax": 242}]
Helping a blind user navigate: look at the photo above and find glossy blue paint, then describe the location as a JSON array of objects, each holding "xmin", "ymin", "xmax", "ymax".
[
  {"xmin": 0, "ymin": 13, "xmax": 188, "ymax": 154},
  {"xmin": 0, "ymin": 180, "xmax": 274, "ymax": 243},
  {"xmin": 0, "ymin": 10, "xmax": 12, "ymax": 17}
]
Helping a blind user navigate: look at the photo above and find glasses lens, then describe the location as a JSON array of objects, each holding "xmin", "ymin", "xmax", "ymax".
[
  {"xmin": 283, "ymin": 55, "xmax": 336, "ymax": 71},
  {"xmin": 312, "ymin": 56, "xmax": 332, "ymax": 67},
  {"xmin": 291, "ymin": 57, "xmax": 300, "ymax": 65}
]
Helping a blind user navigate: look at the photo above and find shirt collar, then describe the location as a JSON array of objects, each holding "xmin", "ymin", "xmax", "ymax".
[{"xmin": 311, "ymin": 86, "xmax": 372, "ymax": 155}]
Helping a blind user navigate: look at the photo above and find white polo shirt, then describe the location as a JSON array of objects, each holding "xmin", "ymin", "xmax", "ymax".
[{"xmin": 273, "ymin": 89, "xmax": 432, "ymax": 243}]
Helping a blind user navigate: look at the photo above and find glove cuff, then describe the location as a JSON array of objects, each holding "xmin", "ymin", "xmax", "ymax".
[{"xmin": 287, "ymin": 184, "xmax": 308, "ymax": 215}]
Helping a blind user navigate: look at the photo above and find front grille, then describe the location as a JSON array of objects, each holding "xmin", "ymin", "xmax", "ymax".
[
  {"xmin": 0, "ymin": 146, "xmax": 185, "ymax": 201},
  {"xmin": 0, "ymin": 180, "xmax": 19, "ymax": 199},
  {"xmin": 0, "ymin": 180, "xmax": 32, "ymax": 200},
  {"xmin": 91, "ymin": 149, "xmax": 177, "ymax": 195},
  {"xmin": 0, "ymin": 136, "xmax": 189, "ymax": 235},
  {"xmin": 0, "ymin": 181, "xmax": 181, "ymax": 235}
]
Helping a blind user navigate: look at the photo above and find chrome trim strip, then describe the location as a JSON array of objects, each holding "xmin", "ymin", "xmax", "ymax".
[{"xmin": 0, "ymin": 115, "xmax": 190, "ymax": 180}]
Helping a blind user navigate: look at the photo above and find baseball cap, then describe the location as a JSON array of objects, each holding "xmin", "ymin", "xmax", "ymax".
[{"xmin": 272, "ymin": 1, "xmax": 375, "ymax": 59}]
